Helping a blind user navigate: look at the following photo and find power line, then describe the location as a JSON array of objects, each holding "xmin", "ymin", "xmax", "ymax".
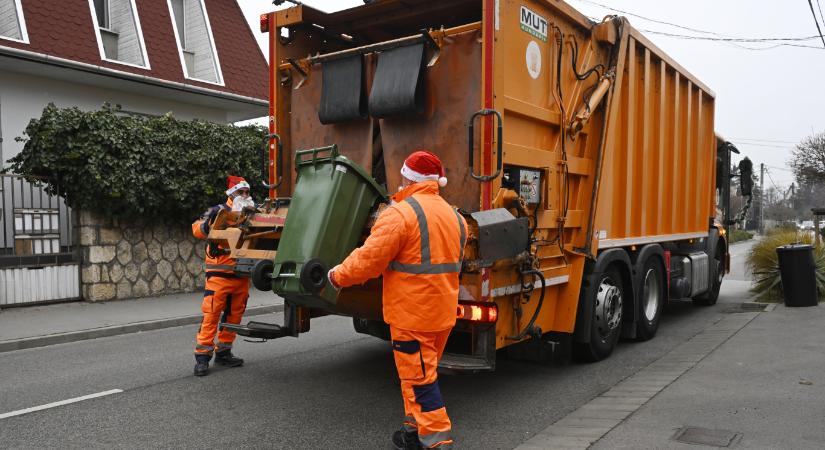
[
  {"xmin": 575, "ymin": 0, "xmax": 731, "ymax": 37},
  {"xmin": 765, "ymin": 168, "xmax": 783, "ymax": 191},
  {"xmin": 637, "ymin": 29, "xmax": 820, "ymax": 43},
  {"xmin": 730, "ymin": 141, "xmax": 795, "ymax": 149},
  {"xmin": 766, "ymin": 165, "xmax": 795, "ymax": 173},
  {"xmin": 576, "ymin": 0, "xmax": 825, "ymax": 50},
  {"xmin": 808, "ymin": 0, "xmax": 825, "ymax": 47},
  {"xmin": 819, "ymin": 0, "xmax": 825, "ymax": 26},
  {"xmin": 819, "ymin": 0, "xmax": 825, "ymax": 27},
  {"xmin": 731, "ymin": 137, "xmax": 799, "ymax": 145}
]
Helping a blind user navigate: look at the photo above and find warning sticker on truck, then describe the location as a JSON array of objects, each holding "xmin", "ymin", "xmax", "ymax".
[{"xmin": 520, "ymin": 5, "xmax": 548, "ymax": 42}]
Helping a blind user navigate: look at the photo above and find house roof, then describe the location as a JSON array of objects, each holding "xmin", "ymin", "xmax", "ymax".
[{"xmin": 0, "ymin": 0, "xmax": 268, "ymax": 109}]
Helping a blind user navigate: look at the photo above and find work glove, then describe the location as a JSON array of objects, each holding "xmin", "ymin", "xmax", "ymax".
[{"xmin": 328, "ymin": 265, "xmax": 342, "ymax": 290}]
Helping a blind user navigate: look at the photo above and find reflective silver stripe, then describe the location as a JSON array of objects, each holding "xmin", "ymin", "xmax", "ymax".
[
  {"xmin": 194, "ymin": 344, "xmax": 214, "ymax": 354},
  {"xmin": 216, "ymin": 342, "xmax": 232, "ymax": 350},
  {"xmin": 389, "ymin": 197, "xmax": 463, "ymax": 275},
  {"xmin": 407, "ymin": 197, "xmax": 431, "ymax": 264},
  {"xmin": 419, "ymin": 430, "xmax": 452, "ymax": 448},
  {"xmin": 205, "ymin": 264, "xmax": 235, "ymax": 271},
  {"xmin": 389, "ymin": 261, "xmax": 462, "ymax": 274},
  {"xmin": 453, "ymin": 208, "xmax": 466, "ymax": 262},
  {"xmin": 402, "ymin": 415, "xmax": 417, "ymax": 432}
]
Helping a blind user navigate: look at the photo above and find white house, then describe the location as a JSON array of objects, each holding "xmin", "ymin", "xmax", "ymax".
[{"xmin": 0, "ymin": 0, "xmax": 269, "ymax": 306}]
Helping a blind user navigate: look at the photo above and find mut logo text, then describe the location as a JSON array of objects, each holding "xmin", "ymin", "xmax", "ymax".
[{"xmin": 520, "ymin": 5, "xmax": 548, "ymax": 42}]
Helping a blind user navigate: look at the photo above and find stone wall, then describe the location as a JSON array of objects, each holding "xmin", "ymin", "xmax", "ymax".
[{"xmin": 77, "ymin": 211, "xmax": 205, "ymax": 301}]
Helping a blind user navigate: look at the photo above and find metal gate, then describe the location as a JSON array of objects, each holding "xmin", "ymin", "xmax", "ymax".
[{"xmin": 0, "ymin": 175, "xmax": 80, "ymax": 307}]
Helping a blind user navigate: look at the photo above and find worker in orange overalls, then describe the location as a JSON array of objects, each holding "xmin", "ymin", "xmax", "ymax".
[
  {"xmin": 191, "ymin": 176, "xmax": 252, "ymax": 377},
  {"xmin": 329, "ymin": 151, "xmax": 467, "ymax": 450}
]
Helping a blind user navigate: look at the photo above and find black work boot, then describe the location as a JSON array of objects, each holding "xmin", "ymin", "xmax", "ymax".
[
  {"xmin": 215, "ymin": 349, "xmax": 244, "ymax": 367},
  {"xmin": 392, "ymin": 428, "xmax": 422, "ymax": 450},
  {"xmin": 194, "ymin": 354, "xmax": 211, "ymax": 377}
]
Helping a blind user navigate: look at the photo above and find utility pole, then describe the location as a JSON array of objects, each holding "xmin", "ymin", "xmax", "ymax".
[{"xmin": 760, "ymin": 163, "xmax": 765, "ymax": 234}]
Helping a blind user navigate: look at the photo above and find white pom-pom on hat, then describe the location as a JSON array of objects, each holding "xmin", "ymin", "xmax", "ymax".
[{"xmin": 438, "ymin": 176, "xmax": 448, "ymax": 187}]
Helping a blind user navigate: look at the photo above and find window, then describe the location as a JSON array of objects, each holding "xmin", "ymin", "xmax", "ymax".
[
  {"xmin": 168, "ymin": 0, "xmax": 223, "ymax": 85},
  {"xmin": 94, "ymin": 0, "xmax": 109, "ymax": 29},
  {"xmin": 0, "ymin": 0, "xmax": 29, "ymax": 43},
  {"xmin": 89, "ymin": 0, "xmax": 150, "ymax": 68}
]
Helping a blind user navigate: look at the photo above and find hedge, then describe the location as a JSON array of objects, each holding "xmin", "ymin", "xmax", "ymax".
[{"xmin": 5, "ymin": 104, "xmax": 268, "ymax": 223}]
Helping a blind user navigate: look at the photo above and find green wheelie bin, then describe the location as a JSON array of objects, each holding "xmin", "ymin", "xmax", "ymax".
[{"xmin": 271, "ymin": 145, "xmax": 387, "ymax": 309}]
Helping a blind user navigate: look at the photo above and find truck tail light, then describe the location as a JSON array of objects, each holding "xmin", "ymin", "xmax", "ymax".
[
  {"xmin": 260, "ymin": 14, "xmax": 270, "ymax": 33},
  {"xmin": 457, "ymin": 302, "xmax": 498, "ymax": 323}
]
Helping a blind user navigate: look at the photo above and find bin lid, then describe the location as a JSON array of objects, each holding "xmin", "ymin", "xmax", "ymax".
[
  {"xmin": 776, "ymin": 244, "xmax": 814, "ymax": 252},
  {"xmin": 333, "ymin": 155, "xmax": 389, "ymax": 201}
]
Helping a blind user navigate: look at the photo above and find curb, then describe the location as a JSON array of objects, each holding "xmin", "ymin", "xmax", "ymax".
[{"xmin": 0, "ymin": 304, "xmax": 284, "ymax": 354}]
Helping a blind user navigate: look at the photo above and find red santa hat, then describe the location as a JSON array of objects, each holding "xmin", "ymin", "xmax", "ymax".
[
  {"xmin": 400, "ymin": 150, "xmax": 447, "ymax": 187},
  {"xmin": 226, "ymin": 176, "xmax": 250, "ymax": 196}
]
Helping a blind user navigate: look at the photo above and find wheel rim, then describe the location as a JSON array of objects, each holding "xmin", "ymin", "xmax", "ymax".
[
  {"xmin": 594, "ymin": 276, "xmax": 622, "ymax": 339},
  {"xmin": 642, "ymin": 268, "xmax": 660, "ymax": 322},
  {"xmin": 715, "ymin": 259, "xmax": 723, "ymax": 284}
]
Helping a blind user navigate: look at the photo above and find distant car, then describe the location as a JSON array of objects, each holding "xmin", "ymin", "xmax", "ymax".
[{"xmin": 801, "ymin": 220, "xmax": 815, "ymax": 230}]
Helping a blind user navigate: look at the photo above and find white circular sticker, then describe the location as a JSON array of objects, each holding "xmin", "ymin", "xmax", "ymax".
[{"xmin": 525, "ymin": 40, "xmax": 542, "ymax": 79}]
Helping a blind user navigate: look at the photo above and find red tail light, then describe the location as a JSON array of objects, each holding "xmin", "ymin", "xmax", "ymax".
[
  {"xmin": 457, "ymin": 302, "xmax": 498, "ymax": 323},
  {"xmin": 260, "ymin": 14, "xmax": 270, "ymax": 33}
]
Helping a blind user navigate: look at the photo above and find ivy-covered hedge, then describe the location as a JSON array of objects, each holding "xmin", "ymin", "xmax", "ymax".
[{"xmin": 6, "ymin": 104, "xmax": 268, "ymax": 223}]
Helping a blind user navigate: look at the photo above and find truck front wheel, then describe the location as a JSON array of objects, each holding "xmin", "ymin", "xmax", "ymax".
[{"xmin": 574, "ymin": 266, "xmax": 624, "ymax": 362}]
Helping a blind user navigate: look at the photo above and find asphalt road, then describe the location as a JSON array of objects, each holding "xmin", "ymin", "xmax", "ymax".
[{"xmin": 0, "ymin": 244, "xmax": 756, "ymax": 450}]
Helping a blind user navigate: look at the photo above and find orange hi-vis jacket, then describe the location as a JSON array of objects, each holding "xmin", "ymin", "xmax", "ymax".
[
  {"xmin": 191, "ymin": 197, "xmax": 242, "ymax": 276},
  {"xmin": 334, "ymin": 181, "xmax": 468, "ymax": 332}
]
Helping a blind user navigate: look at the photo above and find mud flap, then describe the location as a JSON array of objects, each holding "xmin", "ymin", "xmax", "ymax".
[
  {"xmin": 319, "ymin": 55, "xmax": 366, "ymax": 124},
  {"xmin": 368, "ymin": 43, "xmax": 426, "ymax": 118}
]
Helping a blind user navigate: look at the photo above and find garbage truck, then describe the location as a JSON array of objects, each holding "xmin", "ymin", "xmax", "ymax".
[{"xmin": 214, "ymin": 0, "xmax": 736, "ymax": 370}]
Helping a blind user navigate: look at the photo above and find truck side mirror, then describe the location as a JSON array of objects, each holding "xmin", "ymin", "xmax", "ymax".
[{"xmin": 739, "ymin": 157, "xmax": 753, "ymax": 197}]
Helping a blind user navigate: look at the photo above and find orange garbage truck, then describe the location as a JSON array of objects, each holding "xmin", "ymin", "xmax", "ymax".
[{"xmin": 213, "ymin": 0, "xmax": 737, "ymax": 370}]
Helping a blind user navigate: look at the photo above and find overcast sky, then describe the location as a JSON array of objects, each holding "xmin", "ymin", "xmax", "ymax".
[{"xmin": 237, "ymin": 0, "xmax": 825, "ymax": 188}]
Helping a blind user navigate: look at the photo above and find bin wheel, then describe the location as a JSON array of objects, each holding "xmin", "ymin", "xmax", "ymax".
[
  {"xmin": 251, "ymin": 260, "xmax": 274, "ymax": 292},
  {"xmin": 300, "ymin": 258, "xmax": 328, "ymax": 293},
  {"xmin": 694, "ymin": 253, "xmax": 722, "ymax": 306},
  {"xmin": 635, "ymin": 256, "xmax": 665, "ymax": 341},
  {"xmin": 574, "ymin": 266, "xmax": 624, "ymax": 362}
]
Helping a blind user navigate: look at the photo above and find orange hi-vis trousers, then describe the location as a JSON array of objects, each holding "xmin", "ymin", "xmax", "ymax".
[
  {"xmin": 391, "ymin": 327, "xmax": 453, "ymax": 449},
  {"xmin": 194, "ymin": 275, "xmax": 250, "ymax": 357}
]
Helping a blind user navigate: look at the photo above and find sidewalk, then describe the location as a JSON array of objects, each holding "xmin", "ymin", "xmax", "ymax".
[
  {"xmin": 592, "ymin": 300, "xmax": 825, "ymax": 449},
  {"xmin": 517, "ymin": 274, "xmax": 825, "ymax": 450},
  {"xmin": 0, "ymin": 290, "xmax": 284, "ymax": 353}
]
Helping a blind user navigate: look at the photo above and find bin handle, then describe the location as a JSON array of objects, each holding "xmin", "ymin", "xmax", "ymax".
[
  {"xmin": 263, "ymin": 133, "xmax": 283, "ymax": 190},
  {"xmin": 468, "ymin": 109, "xmax": 503, "ymax": 182},
  {"xmin": 294, "ymin": 145, "xmax": 340, "ymax": 167}
]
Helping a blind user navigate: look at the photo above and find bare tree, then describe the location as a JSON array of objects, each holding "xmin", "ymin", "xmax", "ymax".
[{"xmin": 791, "ymin": 132, "xmax": 825, "ymax": 184}]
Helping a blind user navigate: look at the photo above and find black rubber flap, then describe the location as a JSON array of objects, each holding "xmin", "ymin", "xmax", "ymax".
[
  {"xmin": 368, "ymin": 43, "xmax": 425, "ymax": 118},
  {"xmin": 319, "ymin": 55, "xmax": 366, "ymax": 124}
]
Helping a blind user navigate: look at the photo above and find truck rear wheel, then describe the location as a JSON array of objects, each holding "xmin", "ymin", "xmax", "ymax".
[
  {"xmin": 574, "ymin": 266, "xmax": 624, "ymax": 362},
  {"xmin": 635, "ymin": 256, "xmax": 665, "ymax": 341}
]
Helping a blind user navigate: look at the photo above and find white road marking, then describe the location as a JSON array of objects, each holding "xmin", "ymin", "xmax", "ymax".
[{"xmin": 0, "ymin": 389, "xmax": 123, "ymax": 420}]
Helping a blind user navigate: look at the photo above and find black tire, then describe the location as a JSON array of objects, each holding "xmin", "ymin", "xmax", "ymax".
[
  {"xmin": 635, "ymin": 256, "xmax": 666, "ymax": 341},
  {"xmin": 251, "ymin": 260, "xmax": 274, "ymax": 292},
  {"xmin": 693, "ymin": 253, "xmax": 722, "ymax": 306},
  {"xmin": 574, "ymin": 266, "xmax": 625, "ymax": 362}
]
